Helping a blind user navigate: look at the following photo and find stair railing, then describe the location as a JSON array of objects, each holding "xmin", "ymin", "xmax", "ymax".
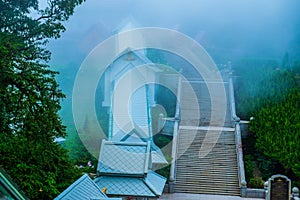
[
  {"xmin": 169, "ymin": 75, "xmax": 182, "ymax": 192},
  {"xmin": 229, "ymin": 77, "xmax": 247, "ymax": 196}
]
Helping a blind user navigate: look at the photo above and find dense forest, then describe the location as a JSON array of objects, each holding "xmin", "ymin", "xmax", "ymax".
[
  {"xmin": 234, "ymin": 56, "xmax": 300, "ymax": 188},
  {"xmin": 0, "ymin": 1, "xmax": 85, "ymax": 199}
]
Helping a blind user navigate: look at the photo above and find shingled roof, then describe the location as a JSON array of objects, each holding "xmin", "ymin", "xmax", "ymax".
[
  {"xmin": 97, "ymin": 140, "xmax": 150, "ymax": 177},
  {"xmin": 111, "ymin": 127, "xmax": 168, "ymax": 167},
  {"xmin": 54, "ymin": 174, "xmax": 114, "ymax": 200},
  {"xmin": 95, "ymin": 140, "xmax": 166, "ymax": 198},
  {"xmin": 94, "ymin": 171, "xmax": 166, "ymax": 198}
]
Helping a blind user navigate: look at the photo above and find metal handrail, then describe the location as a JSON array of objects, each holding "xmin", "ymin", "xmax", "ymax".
[{"xmin": 169, "ymin": 76, "xmax": 182, "ymax": 182}]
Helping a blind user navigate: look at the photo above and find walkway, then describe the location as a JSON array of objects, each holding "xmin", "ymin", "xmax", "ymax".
[{"xmin": 159, "ymin": 193, "xmax": 263, "ymax": 200}]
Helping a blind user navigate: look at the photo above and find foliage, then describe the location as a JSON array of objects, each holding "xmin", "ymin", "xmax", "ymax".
[
  {"xmin": 250, "ymin": 88, "xmax": 300, "ymax": 178},
  {"xmin": 153, "ymin": 134, "xmax": 172, "ymax": 149},
  {"xmin": 243, "ymin": 137, "xmax": 282, "ymax": 184},
  {"xmin": 64, "ymin": 127, "xmax": 97, "ymax": 169},
  {"xmin": 292, "ymin": 60, "xmax": 300, "ymax": 81},
  {"xmin": 256, "ymin": 154, "xmax": 281, "ymax": 181},
  {"xmin": 155, "ymin": 164, "xmax": 171, "ymax": 182},
  {"xmin": 95, "ymin": 76, "xmax": 109, "ymax": 136},
  {"xmin": 244, "ymin": 155, "xmax": 255, "ymax": 183},
  {"xmin": 155, "ymin": 85, "xmax": 176, "ymax": 117},
  {"xmin": 0, "ymin": 0, "xmax": 85, "ymax": 199},
  {"xmin": 0, "ymin": 135, "xmax": 82, "ymax": 199},
  {"xmin": 236, "ymin": 59, "xmax": 300, "ymax": 185},
  {"xmin": 249, "ymin": 177, "xmax": 265, "ymax": 188},
  {"xmin": 233, "ymin": 58, "xmax": 278, "ymax": 119},
  {"xmin": 281, "ymin": 52, "xmax": 291, "ymax": 70},
  {"xmin": 147, "ymin": 49, "xmax": 177, "ymax": 117},
  {"xmin": 234, "ymin": 58, "xmax": 299, "ymax": 119}
]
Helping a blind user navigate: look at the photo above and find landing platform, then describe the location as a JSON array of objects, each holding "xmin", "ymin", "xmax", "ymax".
[{"xmin": 159, "ymin": 193, "xmax": 263, "ymax": 200}]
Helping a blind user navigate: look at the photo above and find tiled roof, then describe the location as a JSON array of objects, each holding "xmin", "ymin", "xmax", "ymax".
[
  {"xmin": 94, "ymin": 171, "xmax": 166, "ymax": 197},
  {"xmin": 124, "ymin": 126, "xmax": 151, "ymax": 142},
  {"xmin": 152, "ymin": 150, "xmax": 168, "ymax": 164},
  {"xmin": 97, "ymin": 140, "xmax": 150, "ymax": 176},
  {"xmin": 54, "ymin": 174, "xmax": 108, "ymax": 200},
  {"xmin": 95, "ymin": 176, "xmax": 154, "ymax": 197},
  {"xmin": 150, "ymin": 143, "xmax": 168, "ymax": 165},
  {"xmin": 112, "ymin": 128, "xmax": 168, "ymax": 165},
  {"xmin": 144, "ymin": 171, "xmax": 167, "ymax": 196},
  {"xmin": 112, "ymin": 128, "xmax": 149, "ymax": 143}
]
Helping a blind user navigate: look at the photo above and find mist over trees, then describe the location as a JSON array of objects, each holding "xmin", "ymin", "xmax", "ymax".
[
  {"xmin": 0, "ymin": 0, "xmax": 85, "ymax": 199},
  {"xmin": 1, "ymin": 0, "xmax": 299, "ymax": 198},
  {"xmin": 234, "ymin": 58, "xmax": 300, "ymax": 187}
]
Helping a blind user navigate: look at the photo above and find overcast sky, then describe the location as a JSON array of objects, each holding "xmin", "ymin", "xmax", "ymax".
[{"xmin": 48, "ymin": 0, "xmax": 300, "ymax": 66}]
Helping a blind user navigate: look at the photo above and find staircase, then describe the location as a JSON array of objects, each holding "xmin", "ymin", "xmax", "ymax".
[{"xmin": 173, "ymin": 78, "xmax": 240, "ymax": 196}]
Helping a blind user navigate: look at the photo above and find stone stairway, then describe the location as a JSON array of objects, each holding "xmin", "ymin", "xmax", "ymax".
[{"xmin": 173, "ymin": 78, "xmax": 240, "ymax": 196}]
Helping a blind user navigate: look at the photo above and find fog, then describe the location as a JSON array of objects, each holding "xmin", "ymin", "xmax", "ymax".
[
  {"xmin": 48, "ymin": 0, "xmax": 300, "ymax": 66},
  {"xmin": 46, "ymin": 0, "xmax": 300, "ymax": 127}
]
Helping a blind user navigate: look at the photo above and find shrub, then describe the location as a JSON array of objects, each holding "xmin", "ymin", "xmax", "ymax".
[{"xmin": 249, "ymin": 177, "xmax": 265, "ymax": 188}]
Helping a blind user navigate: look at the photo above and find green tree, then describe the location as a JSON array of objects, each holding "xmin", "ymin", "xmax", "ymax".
[
  {"xmin": 282, "ymin": 52, "xmax": 290, "ymax": 69},
  {"xmin": 250, "ymin": 89, "xmax": 300, "ymax": 177},
  {"xmin": 233, "ymin": 58, "xmax": 297, "ymax": 119},
  {"xmin": 0, "ymin": 0, "xmax": 84, "ymax": 199},
  {"xmin": 233, "ymin": 58, "xmax": 278, "ymax": 119},
  {"xmin": 292, "ymin": 60, "xmax": 300, "ymax": 76}
]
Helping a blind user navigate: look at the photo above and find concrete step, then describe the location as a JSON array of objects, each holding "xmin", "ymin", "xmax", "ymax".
[
  {"xmin": 176, "ymin": 172, "xmax": 238, "ymax": 177},
  {"xmin": 177, "ymin": 141, "xmax": 236, "ymax": 145},
  {"xmin": 176, "ymin": 152, "xmax": 237, "ymax": 157},
  {"xmin": 174, "ymin": 79, "xmax": 240, "ymax": 196},
  {"xmin": 173, "ymin": 187, "xmax": 240, "ymax": 196},
  {"xmin": 175, "ymin": 179, "xmax": 239, "ymax": 185}
]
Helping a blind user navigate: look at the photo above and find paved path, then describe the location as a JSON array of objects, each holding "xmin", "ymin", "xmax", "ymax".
[{"xmin": 159, "ymin": 193, "xmax": 263, "ymax": 200}]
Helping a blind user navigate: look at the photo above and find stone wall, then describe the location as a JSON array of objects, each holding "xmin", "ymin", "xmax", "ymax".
[{"xmin": 245, "ymin": 188, "xmax": 265, "ymax": 198}]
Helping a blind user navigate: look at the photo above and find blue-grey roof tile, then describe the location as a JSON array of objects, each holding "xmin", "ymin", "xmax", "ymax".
[
  {"xmin": 97, "ymin": 140, "xmax": 150, "ymax": 176},
  {"xmin": 112, "ymin": 128, "xmax": 168, "ymax": 165},
  {"xmin": 144, "ymin": 171, "xmax": 167, "ymax": 196},
  {"xmin": 54, "ymin": 174, "xmax": 108, "ymax": 200},
  {"xmin": 151, "ymin": 144, "xmax": 168, "ymax": 165},
  {"xmin": 95, "ymin": 176, "xmax": 149, "ymax": 197},
  {"xmin": 90, "ymin": 199, "xmax": 121, "ymax": 200},
  {"xmin": 94, "ymin": 171, "xmax": 166, "ymax": 197}
]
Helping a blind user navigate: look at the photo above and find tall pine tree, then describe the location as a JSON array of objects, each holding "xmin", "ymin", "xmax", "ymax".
[{"xmin": 0, "ymin": 0, "xmax": 85, "ymax": 199}]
